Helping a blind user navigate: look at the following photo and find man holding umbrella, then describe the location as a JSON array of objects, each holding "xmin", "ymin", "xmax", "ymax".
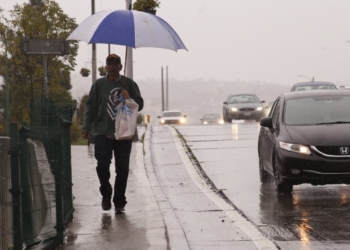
[{"xmin": 82, "ymin": 53, "xmax": 143, "ymax": 213}]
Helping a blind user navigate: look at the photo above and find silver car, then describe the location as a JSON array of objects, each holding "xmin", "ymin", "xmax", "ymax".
[
  {"xmin": 200, "ymin": 114, "xmax": 224, "ymax": 125},
  {"xmin": 157, "ymin": 110, "xmax": 187, "ymax": 125},
  {"xmin": 223, "ymin": 94, "xmax": 265, "ymax": 122}
]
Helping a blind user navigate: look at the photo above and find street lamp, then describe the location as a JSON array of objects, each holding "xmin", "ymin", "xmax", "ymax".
[{"xmin": 298, "ymin": 75, "xmax": 314, "ymax": 82}]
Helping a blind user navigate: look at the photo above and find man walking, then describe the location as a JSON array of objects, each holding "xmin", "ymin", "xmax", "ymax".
[{"xmin": 82, "ymin": 54, "xmax": 143, "ymax": 213}]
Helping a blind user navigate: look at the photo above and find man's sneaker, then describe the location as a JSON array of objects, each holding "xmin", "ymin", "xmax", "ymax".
[
  {"xmin": 115, "ymin": 206, "xmax": 125, "ymax": 214},
  {"xmin": 101, "ymin": 195, "xmax": 111, "ymax": 210}
]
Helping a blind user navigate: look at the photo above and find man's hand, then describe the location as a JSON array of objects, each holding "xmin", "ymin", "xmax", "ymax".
[
  {"xmin": 82, "ymin": 131, "xmax": 90, "ymax": 139},
  {"xmin": 121, "ymin": 89, "xmax": 130, "ymax": 99}
]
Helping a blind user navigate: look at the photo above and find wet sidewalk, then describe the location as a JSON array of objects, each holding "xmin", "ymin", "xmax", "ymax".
[
  {"xmin": 63, "ymin": 125, "xmax": 264, "ymax": 250},
  {"xmin": 62, "ymin": 126, "xmax": 168, "ymax": 249}
]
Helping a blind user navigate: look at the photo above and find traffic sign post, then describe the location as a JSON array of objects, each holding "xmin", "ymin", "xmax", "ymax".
[{"xmin": 21, "ymin": 39, "xmax": 70, "ymax": 98}]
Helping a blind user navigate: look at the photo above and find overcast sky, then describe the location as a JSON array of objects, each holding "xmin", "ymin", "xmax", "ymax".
[{"xmin": 3, "ymin": 0, "xmax": 350, "ymax": 86}]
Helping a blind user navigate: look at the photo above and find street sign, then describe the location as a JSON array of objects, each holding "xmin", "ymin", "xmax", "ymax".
[
  {"xmin": 21, "ymin": 39, "xmax": 69, "ymax": 55},
  {"xmin": 20, "ymin": 39, "xmax": 70, "ymax": 98}
]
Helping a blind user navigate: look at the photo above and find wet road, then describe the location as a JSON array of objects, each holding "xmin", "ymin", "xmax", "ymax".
[{"xmin": 174, "ymin": 122, "xmax": 350, "ymax": 249}]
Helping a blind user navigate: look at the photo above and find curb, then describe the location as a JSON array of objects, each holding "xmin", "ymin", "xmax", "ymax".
[{"xmin": 143, "ymin": 124, "xmax": 191, "ymax": 250}]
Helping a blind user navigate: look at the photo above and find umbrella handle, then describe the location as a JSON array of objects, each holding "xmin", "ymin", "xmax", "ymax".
[{"xmin": 122, "ymin": 46, "xmax": 128, "ymax": 90}]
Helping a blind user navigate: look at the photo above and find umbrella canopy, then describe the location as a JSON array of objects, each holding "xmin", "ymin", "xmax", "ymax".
[{"xmin": 67, "ymin": 9, "xmax": 187, "ymax": 52}]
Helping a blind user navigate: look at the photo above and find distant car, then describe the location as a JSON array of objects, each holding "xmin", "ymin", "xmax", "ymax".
[
  {"xmin": 200, "ymin": 114, "xmax": 224, "ymax": 125},
  {"xmin": 223, "ymin": 94, "xmax": 265, "ymax": 122},
  {"xmin": 290, "ymin": 81, "xmax": 337, "ymax": 91},
  {"xmin": 157, "ymin": 110, "xmax": 186, "ymax": 125},
  {"xmin": 258, "ymin": 90, "xmax": 350, "ymax": 193}
]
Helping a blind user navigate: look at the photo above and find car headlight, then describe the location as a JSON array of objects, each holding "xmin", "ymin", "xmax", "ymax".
[
  {"xmin": 180, "ymin": 118, "xmax": 185, "ymax": 123},
  {"xmin": 256, "ymin": 107, "xmax": 263, "ymax": 111},
  {"xmin": 279, "ymin": 141, "xmax": 311, "ymax": 155},
  {"xmin": 218, "ymin": 120, "xmax": 224, "ymax": 124},
  {"xmin": 161, "ymin": 119, "xmax": 165, "ymax": 123},
  {"xmin": 203, "ymin": 121, "xmax": 208, "ymax": 124},
  {"xmin": 231, "ymin": 107, "xmax": 238, "ymax": 112}
]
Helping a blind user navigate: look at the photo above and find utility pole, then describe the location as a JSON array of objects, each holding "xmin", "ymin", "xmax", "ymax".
[
  {"xmin": 43, "ymin": 55, "xmax": 48, "ymax": 97},
  {"xmin": 161, "ymin": 67, "xmax": 165, "ymax": 112},
  {"xmin": 4, "ymin": 40, "xmax": 10, "ymax": 135},
  {"xmin": 166, "ymin": 66, "xmax": 169, "ymax": 110},
  {"xmin": 125, "ymin": 0, "xmax": 133, "ymax": 79},
  {"xmin": 87, "ymin": 0, "xmax": 97, "ymax": 146},
  {"xmin": 91, "ymin": 0, "xmax": 97, "ymax": 84}
]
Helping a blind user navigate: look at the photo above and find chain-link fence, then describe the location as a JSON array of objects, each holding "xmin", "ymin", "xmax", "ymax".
[
  {"xmin": 0, "ymin": 97, "xmax": 74, "ymax": 250},
  {"xmin": 0, "ymin": 137, "xmax": 12, "ymax": 250}
]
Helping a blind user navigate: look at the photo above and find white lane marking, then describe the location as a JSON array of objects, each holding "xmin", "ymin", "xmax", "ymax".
[{"xmin": 168, "ymin": 125, "xmax": 278, "ymax": 250}]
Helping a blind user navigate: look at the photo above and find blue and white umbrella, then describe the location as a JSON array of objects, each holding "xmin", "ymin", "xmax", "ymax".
[{"xmin": 67, "ymin": 9, "xmax": 187, "ymax": 52}]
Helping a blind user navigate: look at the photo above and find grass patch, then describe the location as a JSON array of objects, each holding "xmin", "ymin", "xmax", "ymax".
[{"xmin": 140, "ymin": 131, "xmax": 146, "ymax": 155}]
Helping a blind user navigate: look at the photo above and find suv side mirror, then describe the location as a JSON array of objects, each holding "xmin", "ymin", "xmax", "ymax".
[
  {"xmin": 261, "ymin": 100, "xmax": 265, "ymax": 103},
  {"xmin": 157, "ymin": 116, "xmax": 161, "ymax": 118},
  {"xmin": 223, "ymin": 101, "xmax": 228, "ymax": 104},
  {"xmin": 183, "ymin": 115, "xmax": 187, "ymax": 117}
]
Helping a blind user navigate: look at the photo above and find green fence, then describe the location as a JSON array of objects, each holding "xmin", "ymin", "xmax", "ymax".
[
  {"xmin": 0, "ymin": 97, "xmax": 74, "ymax": 250},
  {"xmin": 0, "ymin": 136, "xmax": 12, "ymax": 250}
]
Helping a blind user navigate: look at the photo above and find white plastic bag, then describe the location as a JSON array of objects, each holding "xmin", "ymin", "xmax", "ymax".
[{"xmin": 114, "ymin": 99, "xmax": 139, "ymax": 140}]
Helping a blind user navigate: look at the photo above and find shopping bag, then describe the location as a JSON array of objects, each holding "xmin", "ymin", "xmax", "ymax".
[{"xmin": 114, "ymin": 99, "xmax": 139, "ymax": 140}]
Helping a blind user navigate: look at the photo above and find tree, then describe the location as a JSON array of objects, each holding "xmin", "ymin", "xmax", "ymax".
[
  {"xmin": 0, "ymin": 0, "xmax": 79, "ymax": 124},
  {"xmin": 133, "ymin": 0, "xmax": 160, "ymax": 11},
  {"xmin": 0, "ymin": 79, "xmax": 5, "ymax": 135},
  {"xmin": 76, "ymin": 94, "xmax": 88, "ymax": 125}
]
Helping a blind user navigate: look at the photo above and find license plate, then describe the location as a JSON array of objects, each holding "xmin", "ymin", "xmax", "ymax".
[{"xmin": 244, "ymin": 112, "xmax": 251, "ymax": 116}]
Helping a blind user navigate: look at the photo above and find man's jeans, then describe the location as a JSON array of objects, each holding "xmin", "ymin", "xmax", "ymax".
[{"xmin": 94, "ymin": 135, "xmax": 133, "ymax": 207}]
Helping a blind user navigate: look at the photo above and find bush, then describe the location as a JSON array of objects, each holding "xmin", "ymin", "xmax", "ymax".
[
  {"xmin": 133, "ymin": 0, "xmax": 160, "ymax": 11},
  {"xmin": 137, "ymin": 113, "xmax": 144, "ymax": 124},
  {"xmin": 0, "ymin": 123, "xmax": 6, "ymax": 136},
  {"xmin": 70, "ymin": 115, "xmax": 86, "ymax": 145}
]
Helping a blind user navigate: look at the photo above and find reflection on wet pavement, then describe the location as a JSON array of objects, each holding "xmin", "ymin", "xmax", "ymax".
[
  {"xmin": 101, "ymin": 213, "xmax": 111, "ymax": 230},
  {"xmin": 62, "ymin": 143, "xmax": 167, "ymax": 250},
  {"xmin": 176, "ymin": 123, "xmax": 350, "ymax": 249},
  {"xmin": 259, "ymin": 182, "xmax": 350, "ymax": 244},
  {"xmin": 87, "ymin": 144, "xmax": 94, "ymax": 159},
  {"xmin": 231, "ymin": 124, "xmax": 239, "ymax": 140}
]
